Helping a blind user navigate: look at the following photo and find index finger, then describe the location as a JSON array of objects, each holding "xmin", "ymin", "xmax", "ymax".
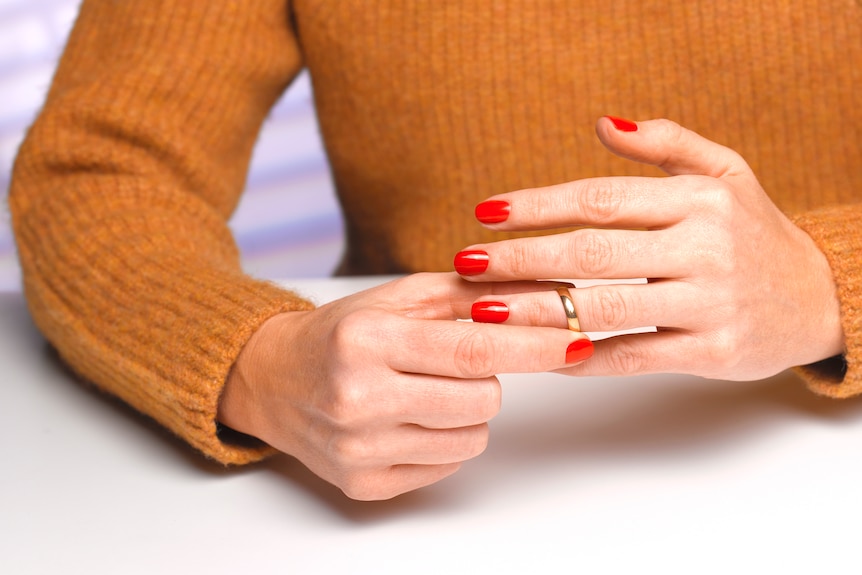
[
  {"xmin": 372, "ymin": 272, "xmax": 573, "ymax": 321},
  {"xmin": 379, "ymin": 315, "xmax": 594, "ymax": 379}
]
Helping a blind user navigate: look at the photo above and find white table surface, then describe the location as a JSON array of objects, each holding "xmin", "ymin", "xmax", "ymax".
[{"xmin": 3, "ymin": 277, "xmax": 862, "ymax": 574}]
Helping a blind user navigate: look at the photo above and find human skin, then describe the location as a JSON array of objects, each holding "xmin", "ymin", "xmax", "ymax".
[
  {"xmin": 463, "ymin": 117, "xmax": 845, "ymax": 381},
  {"xmin": 218, "ymin": 273, "xmax": 593, "ymax": 500}
]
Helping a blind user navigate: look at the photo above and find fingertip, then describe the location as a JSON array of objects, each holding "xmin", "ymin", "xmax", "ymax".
[
  {"xmin": 453, "ymin": 249, "xmax": 489, "ymax": 276},
  {"xmin": 565, "ymin": 337, "xmax": 594, "ymax": 364},
  {"xmin": 471, "ymin": 301, "xmax": 510, "ymax": 323},
  {"xmin": 595, "ymin": 116, "xmax": 640, "ymax": 153},
  {"xmin": 604, "ymin": 115, "xmax": 639, "ymax": 132},
  {"xmin": 475, "ymin": 199, "xmax": 511, "ymax": 225}
]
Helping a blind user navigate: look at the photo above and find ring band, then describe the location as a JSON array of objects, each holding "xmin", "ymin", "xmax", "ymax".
[{"xmin": 556, "ymin": 287, "xmax": 581, "ymax": 332}]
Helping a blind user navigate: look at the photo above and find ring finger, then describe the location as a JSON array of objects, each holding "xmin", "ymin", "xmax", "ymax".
[{"xmin": 471, "ymin": 281, "xmax": 702, "ymax": 334}]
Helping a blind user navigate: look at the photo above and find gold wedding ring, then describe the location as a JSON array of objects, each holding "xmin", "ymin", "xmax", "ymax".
[{"xmin": 556, "ymin": 286, "xmax": 581, "ymax": 332}]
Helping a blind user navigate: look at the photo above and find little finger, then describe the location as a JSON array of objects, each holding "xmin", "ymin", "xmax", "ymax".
[
  {"xmin": 387, "ymin": 272, "xmax": 574, "ymax": 321},
  {"xmin": 328, "ymin": 423, "xmax": 491, "ymax": 469},
  {"xmin": 339, "ymin": 463, "xmax": 464, "ymax": 501}
]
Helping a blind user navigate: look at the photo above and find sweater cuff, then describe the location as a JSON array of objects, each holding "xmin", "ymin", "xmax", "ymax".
[
  {"xmin": 23, "ymin": 266, "xmax": 314, "ymax": 465},
  {"xmin": 792, "ymin": 205, "xmax": 862, "ymax": 398}
]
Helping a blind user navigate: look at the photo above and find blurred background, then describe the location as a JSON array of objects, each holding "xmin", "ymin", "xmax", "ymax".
[{"xmin": 0, "ymin": 0, "xmax": 344, "ymax": 290}]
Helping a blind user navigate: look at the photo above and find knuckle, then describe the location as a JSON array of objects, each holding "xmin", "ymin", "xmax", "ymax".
[
  {"xmin": 606, "ymin": 340, "xmax": 653, "ymax": 375},
  {"xmin": 397, "ymin": 272, "xmax": 428, "ymax": 287},
  {"xmin": 465, "ymin": 424, "xmax": 491, "ymax": 459},
  {"xmin": 521, "ymin": 295, "xmax": 550, "ymax": 327},
  {"xmin": 505, "ymin": 243, "xmax": 535, "ymax": 277},
  {"xmin": 339, "ymin": 473, "xmax": 381, "ymax": 501},
  {"xmin": 655, "ymin": 117, "xmax": 682, "ymax": 140},
  {"xmin": 594, "ymin": 289, "xmax": 630, "ymax": 331},
  {"xmin": 329, "ymin": 307, "xmax": 395, "ymax": 366},
  {"xmin": 655, "ymin": 118, "xmax": 684, "ymax": 145},
  {"xmin": 575, "ymin": 231, "xmax": 617, "ymax": 277},
  {"xmin": 711, "ymin": 243, "xmax": 738, "ymax": 276},
  {"xmin": 328, "ymin": 434, "xmax": 375, "ymax": 467},
  {"xmin": 707, "ymin": 185, "xmax": 735, "ymax": 216},
  {"xmin": 323, "ymin": 383, "xmax": 366, "ymax": 428},
  {"xmin": 323, "ymin": 311, "xmax": 392, "ymax": 425},
  {"xmin": 473, "ymin": 379, "xmax": 503, "ymax": 420},
  {"xmin": 394, "ymin": 272, "xmax": 437, "ymax": 302},
  {"xmin": 487, "ymin": 380, "xmax": 503, "ymax": 415},
  {"xmin": 330, "ymin": 309, "xmax": 377, "ymax": 353},
  {"xmin": 387, "ymin": 275, "xmax": 417, "ymax": 300},
  {"xmin": 579, "ymin": 179, "xmax": 625, "ymax": 223},
  {"xmin": 691, "ymin": 178, "xmax": 737, "ymax": 221},
  {"xmin": 452, "ymin": 330, "xmax": 498, "ymax": 378},
  {"xmin": 652, "ymin": 119, "xmax": 685, "ymax": 169},
  {"xmin": 396, "ymin": 275, "xmax": 443, "ymax": 317},
  {"xmin": 703, "ymin": 328, "xmax": 744, "ymax": 374},
  {"xmin": 696, "ymin": 231, "xmax": 737, "ymax": 276}
]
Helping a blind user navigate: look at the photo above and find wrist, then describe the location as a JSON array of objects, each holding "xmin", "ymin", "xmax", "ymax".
[{"xmin": 217, "ymin": 311, "xmax": 304, "ymax": 440}]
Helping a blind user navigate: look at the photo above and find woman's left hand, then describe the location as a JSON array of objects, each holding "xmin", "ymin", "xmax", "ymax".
[{"xmin": 456, "ymin": 117, "xmax": 845, "ymax": 380}]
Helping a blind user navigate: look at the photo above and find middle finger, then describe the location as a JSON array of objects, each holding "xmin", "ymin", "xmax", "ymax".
[{"xmin": 455, "ymin": 228, "xmax": 695, "ymax": 281}]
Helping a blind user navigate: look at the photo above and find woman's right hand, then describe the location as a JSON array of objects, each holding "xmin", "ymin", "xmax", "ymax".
[{"xmin": 217, "ymin": 272, "xmax": 593, "ymax": 500}]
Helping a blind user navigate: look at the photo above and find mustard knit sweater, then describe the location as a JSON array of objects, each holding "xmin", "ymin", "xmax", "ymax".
[{"xmin": 10, "ymin": 0, "xmax": 862, "ymax": 464}]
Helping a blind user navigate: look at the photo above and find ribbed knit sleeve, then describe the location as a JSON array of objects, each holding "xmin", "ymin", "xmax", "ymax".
[
  {"xmin": 9, "ymin": 0, "xmax": 311, "ymax": 464},
  {"xmin": 793, "ymin": 205, "xmax": 862, "ymax": 398}
]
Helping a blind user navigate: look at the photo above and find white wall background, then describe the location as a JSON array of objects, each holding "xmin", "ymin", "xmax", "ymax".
[{"xmin": 0, "ymin": 0, "xmax": 344, "ymax": 290}]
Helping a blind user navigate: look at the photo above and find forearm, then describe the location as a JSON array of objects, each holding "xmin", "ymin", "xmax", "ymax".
[
  {"xmin": 9, "ymin": 0, "xmax": 311, "ymax": 463},
  {"xmin": 792, "ymin": 203, "xmax": 862, "ymax": 396}
]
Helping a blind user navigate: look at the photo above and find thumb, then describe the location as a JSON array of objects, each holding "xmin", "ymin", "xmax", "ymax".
[{"xmin": 596, "ymin": 116, "xmax": 752, "ymax": 179}]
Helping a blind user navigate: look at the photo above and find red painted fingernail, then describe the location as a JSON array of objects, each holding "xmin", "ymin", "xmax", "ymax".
[
  {"xmin": 471, "ymin": 301, "xmax": 509, "ymax": 323},
  {"xmin": 565, "ymin": 339, "xmax": 594, "ymax": 364},
  {"xmin": 606, "ymin": 115, "xmax": 638, "ymax": 132},
  {"xmin": 454, "ymin": 250, "xmax": 489, "ymax": 275},
  {"xmin": 475, "ymin": 200, "xmax": 511, "ymax": 224}
]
